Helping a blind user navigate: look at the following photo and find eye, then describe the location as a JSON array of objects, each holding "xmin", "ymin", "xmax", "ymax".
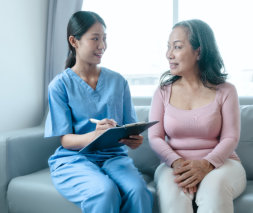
[
  {"xmin": 174, "ymin": 45, "xmax": 182, "ymax": 49},
  {"xmin": 92, "ymin": 37, "xmax": 99, "ymax": 41}
]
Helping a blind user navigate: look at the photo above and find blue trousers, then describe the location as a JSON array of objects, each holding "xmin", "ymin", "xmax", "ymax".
[{"xmin": 49, "ymin": 154, "xmax": 153, "ymax": 213}]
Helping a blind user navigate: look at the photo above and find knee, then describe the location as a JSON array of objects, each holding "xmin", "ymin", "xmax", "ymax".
[
  {"xmin": 96, "ymin": 179, "xmax": 120, "ymax": 200},
  {"xmin": 124, "ymin": 179, "xmax": 153, "ymax": 206},
  {"xmin": 80, "ymin": 179, "xmax": 121, "ymax": 212},
  {"xmin": 128, "ymin": 179, "xmax": 150, "ymax": 197},
  {"xmin": 196, "ymin": 177, "xmax": 232, "ymax": 206},
  {"xmin": 155, "ymin": 163, "xmax": 175, "ymax": 192}
]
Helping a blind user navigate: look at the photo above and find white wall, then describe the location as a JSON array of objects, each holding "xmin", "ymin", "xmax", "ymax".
[{"xmin": 0, "ymin": 0, "xmax": 49, "ymax": 133}]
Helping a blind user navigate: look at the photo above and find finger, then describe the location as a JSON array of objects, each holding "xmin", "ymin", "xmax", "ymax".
[
  {"xmin": 178, "ymin": 160, "xmax": 191, "ymax": 167},
  {"xmin": 99, "ymin": 119, "xmax": 116, "ymax": 126},
  {"xmin": 184, "ymin": 179, "xmax": 200, "ymax": 188},
  {"xmin": 120, "ymin": 140, "xmax": 141, "ymax": 149},
  {"xmin": 176, "ymin": 173, "xmax": 196, "ymax": 186},
  {"xmin": 129, "ymin": 135, "xmax": 143, "ymax": 140},
  {"xmin": 182, "ymin": 187, "xmax": 188, "ymax": 194},
  {"xmin": 189, "ymin": 186, "xmax": 197, "ymax": 195},
  {"xmin": 96, "ymin": 123, "xmax": 113, "ymax": 130},
  {"xmin": 120, "ymin": 139, "xmax": 142, "ymax": 146},
  {"xmin": 173, "ymin": 166, "xmax": 190, "ymax": 175},
  {"xmin": 174, "ymin": 165, "xmax": 191, "ymax": 175},
  {"xmin": 120, "ymin": 137, "xmax": 143, "ymax": 144},
  {"xmin": 109, "ymin": 119, "xmax": 118, "ymax": 126}
]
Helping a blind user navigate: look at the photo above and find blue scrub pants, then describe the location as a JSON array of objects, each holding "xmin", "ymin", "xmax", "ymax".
[{"xmin": 49, "ymin": 154, "xmax": 153, "ymax": 213}]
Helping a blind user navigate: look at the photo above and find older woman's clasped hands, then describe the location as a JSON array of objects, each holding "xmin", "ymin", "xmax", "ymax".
[{"xmin": 172, "ymin": 158, "xmax": 214, "ymax": 194}]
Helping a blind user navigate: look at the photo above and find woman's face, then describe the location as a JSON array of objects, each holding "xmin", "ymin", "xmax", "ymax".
[
  {"xmin": 73, "ymin": 22, "xmax": 107, "ymax": 66},
  {"xmin": 166, "ymin": 26, "xmax": 199, "ymax": 77}
]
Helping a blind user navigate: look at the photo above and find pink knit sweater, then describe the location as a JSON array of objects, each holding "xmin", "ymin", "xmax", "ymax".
[{"xmin": 148, "ymin": 82, "xmax": 240, "ymax": 168}]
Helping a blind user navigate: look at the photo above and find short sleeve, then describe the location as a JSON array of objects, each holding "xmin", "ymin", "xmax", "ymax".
[
  {"xmin": 122, "ymin": 80, "xmax": 137, "ymax": 124},
  {"xmin": 44, "ymin": 79, "xmax": 73, "ymax": 137}
]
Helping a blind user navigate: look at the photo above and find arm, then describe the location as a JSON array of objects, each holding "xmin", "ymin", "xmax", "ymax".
[
  {"xmin": 148, "ymin": 87, "xmax": 182, "ymax": 167},
  {"xmin": 203, "ymin": 84, "xmax": 240, "ymax": 168},
  {"xmin": 61, "ymin": 119, "xmax": 117, "ymax": 150}
]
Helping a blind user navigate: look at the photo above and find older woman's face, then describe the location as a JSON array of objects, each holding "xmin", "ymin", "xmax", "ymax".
[{"xmin": 166, "ymin": 26, "xmax": 200, "ymax": 77}]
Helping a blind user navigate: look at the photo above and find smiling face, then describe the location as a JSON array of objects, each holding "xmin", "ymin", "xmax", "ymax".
[
  {"xmin": 70, "ymin": 22, "xmax": 107, "ymax": 66},
  {"xmin": 166, "ymin": 26, "xmax": 200, "ymax": 77}
]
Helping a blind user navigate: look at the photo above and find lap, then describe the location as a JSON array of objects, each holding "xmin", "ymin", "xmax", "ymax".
[
  {"xmin": 197, "ymin": 159, "xmax": 246, "ymax": 198},
  {"xmin": 102, "ymin": 155, "xmax": 148, "ymax": 193},
  {"xmin": 50, "ymin": 155, "xmax": 146, "ymax": 199},
  {"xmin": 50, "ymin": 155, "xmax": 119, "ymax": 201}
]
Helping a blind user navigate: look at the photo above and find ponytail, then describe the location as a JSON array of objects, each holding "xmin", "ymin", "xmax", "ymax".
[{"xmin": 65, "ymin": 51, "xmax": 76, "ymax": 69}]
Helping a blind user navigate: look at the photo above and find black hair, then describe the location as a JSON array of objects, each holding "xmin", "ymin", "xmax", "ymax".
[
  {"xmin": 65, "ymin": 11, "xmax": 106, "ymax": 69},
  {"xmin": 160, "ymin": 19, "xmax": 227, "ymax": 89}
]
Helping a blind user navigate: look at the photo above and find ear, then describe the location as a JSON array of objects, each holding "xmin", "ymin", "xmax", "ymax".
[{"xmin": 69, "ymin": 36, "xmax": 78, "ymax": 48}]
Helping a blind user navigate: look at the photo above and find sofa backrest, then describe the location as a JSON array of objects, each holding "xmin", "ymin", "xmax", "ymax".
[
  {"xmin": 128, "ymin": 106, "xmax": 160, "ymax": 179},
  {"xmin": 236, "ymin": 105, "xmax": 253, "ymax": 180}
]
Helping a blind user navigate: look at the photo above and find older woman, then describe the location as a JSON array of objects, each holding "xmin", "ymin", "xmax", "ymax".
[{"xmin": 148, "ymin": 19, "xmax": 246, "ymax": 213}]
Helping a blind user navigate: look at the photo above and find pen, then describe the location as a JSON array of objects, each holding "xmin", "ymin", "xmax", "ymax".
[{"xmin": 89, "ymin": 118, "xmax": 121, "ymax": 127}]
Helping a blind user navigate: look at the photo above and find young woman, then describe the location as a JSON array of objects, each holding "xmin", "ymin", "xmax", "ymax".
[
  {"xmin": 45, "ymin": 11, "xmax": 153, "ymax": 213},
  {"xmin": 148, "ymin": 19, "xmax": 246, "ymax": 213}
]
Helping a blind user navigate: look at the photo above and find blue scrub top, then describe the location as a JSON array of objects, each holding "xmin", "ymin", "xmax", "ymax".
[{"xmin": 45, "ymin": 67, "xmax": 137, "ymax": 164}]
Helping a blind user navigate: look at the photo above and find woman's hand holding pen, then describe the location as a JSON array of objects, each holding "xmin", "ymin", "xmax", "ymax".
[
  {"xmin": 90, "ymin": 118, "xmax": 143, "ymax": 149},
  {"xmin": 93, "ymin": 118, "xmax": 118, "ymax": 138}
]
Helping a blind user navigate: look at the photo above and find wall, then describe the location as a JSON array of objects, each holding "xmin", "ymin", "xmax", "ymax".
[{"xmin": 0, "ymin": 0, "xmax": 48, "ymax": 133}]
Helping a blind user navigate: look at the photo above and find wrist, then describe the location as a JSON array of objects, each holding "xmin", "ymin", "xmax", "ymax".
[
  {"xmin": 172, "ymin": 158, "xmax": 184, "ymax": 168},
  {"xmin": 202, "ymin": 159, "xmax": 214, "ymax": 172}
]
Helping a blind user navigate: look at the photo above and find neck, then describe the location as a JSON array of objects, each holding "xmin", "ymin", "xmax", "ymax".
[{"xmin": 71, "ymin": 63, "xmax": 100, "ymax": 79}]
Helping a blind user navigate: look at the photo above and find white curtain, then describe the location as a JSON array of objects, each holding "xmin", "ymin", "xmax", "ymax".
[{"xmin": 44, "ymin": 0, "xmax": 83, "ymax": 112}]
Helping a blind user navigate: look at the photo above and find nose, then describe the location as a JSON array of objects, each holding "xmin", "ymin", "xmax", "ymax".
[
  {"xmin": 166, "ymin": 48, "xmax": 174, "ymax": 60},
  {"xmin": 98, "ymin": 39, "xmax": 106, "ymax": 50}
]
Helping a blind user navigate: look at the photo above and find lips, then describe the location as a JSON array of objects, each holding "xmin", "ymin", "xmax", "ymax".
[
  {"xmin": 94, "ymin": 53, "xmax": 103, "ymax": 58},
  {"xmin": 170, "ymin": 62, "xmax": 178, "ymax": 69},
  {"xmin": 95, "ymin": 52, "xmax": 103, "ymax": 56}
]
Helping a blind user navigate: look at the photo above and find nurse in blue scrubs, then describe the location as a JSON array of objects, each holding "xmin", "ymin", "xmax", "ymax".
[{"xmin": 44, "ymin": 11, "xmax": 153, "ymax": 213}]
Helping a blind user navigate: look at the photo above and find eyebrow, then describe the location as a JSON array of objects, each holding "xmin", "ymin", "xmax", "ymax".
[
  {"xmin": 90, "ymin": 33, "xmax": 106, "ymax": 36},
  {"xmin": 173, "ymin": 40, "xmax": 183, "ymax": 44},
  {"xmin": 168, "ymin": 40, "xmax": 183, "ymax": 45}
]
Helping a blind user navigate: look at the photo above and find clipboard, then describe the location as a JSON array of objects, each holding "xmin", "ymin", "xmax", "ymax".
[{"xmin": 79, "ymin": 120, "xmax": 159, "ymax": 153}]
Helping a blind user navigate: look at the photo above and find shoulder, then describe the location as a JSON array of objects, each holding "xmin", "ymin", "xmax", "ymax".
[
  {"xmin": 154, "ymin": 84, "xmax": 171, "ymax": 96},
  {"xmin": 48, "ymin": 68, "xmax": 72, "ymax": 94},
  {"xmin": 101, "ymin": 67, "xmax": 127, "ymax": 83},
  {"xmin": 216, "ymin": 82, "xmax": 238, "ymax": 104},
  {"xmin": 153, "ymin": 84, "xmax": 171, "ymax": 103},
  {"xmin": 217, "ymin": 82, "xmax": 237, "ymax": 95}
]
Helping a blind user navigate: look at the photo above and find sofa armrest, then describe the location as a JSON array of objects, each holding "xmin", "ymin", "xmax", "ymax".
[
  {"xmin": 0, "ymin": 125, "xmax": 60, "ymax": 212},
  {"xmin": 0, "ymin": 125, "xmax": 60, "ymax": 180}
]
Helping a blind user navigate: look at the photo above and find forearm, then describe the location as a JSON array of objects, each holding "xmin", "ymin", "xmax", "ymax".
[
  {"xmin": 61, "ymin": 131, "xmax": 98, "ymax": 150},
  {"xmin": 149, "ymin": 136, "xmax": 181, "ymax": 166}
]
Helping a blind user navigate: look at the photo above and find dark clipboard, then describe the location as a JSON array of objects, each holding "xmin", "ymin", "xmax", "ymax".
[{"xmin": 79, "ymin": 120, "xmax": 159, "ymax": 154}]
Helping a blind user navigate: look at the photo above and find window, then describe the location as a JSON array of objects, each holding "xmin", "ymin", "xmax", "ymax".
[
  {"xmin": 178, "ymin": 0, "xmax": 253, "ymax": 96},
  {"xmin": 82, "ymin": 0, "xmax": 173, "ymax": 97},
  {"xmin": 82, "ymin": 0, "xmax": 253, "ymax": 96}
]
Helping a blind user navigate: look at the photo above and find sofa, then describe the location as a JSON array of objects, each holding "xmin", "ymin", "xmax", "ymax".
[{"xmin": 0, "ymin": 96, "xmax": 253, "ymax": 213}]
